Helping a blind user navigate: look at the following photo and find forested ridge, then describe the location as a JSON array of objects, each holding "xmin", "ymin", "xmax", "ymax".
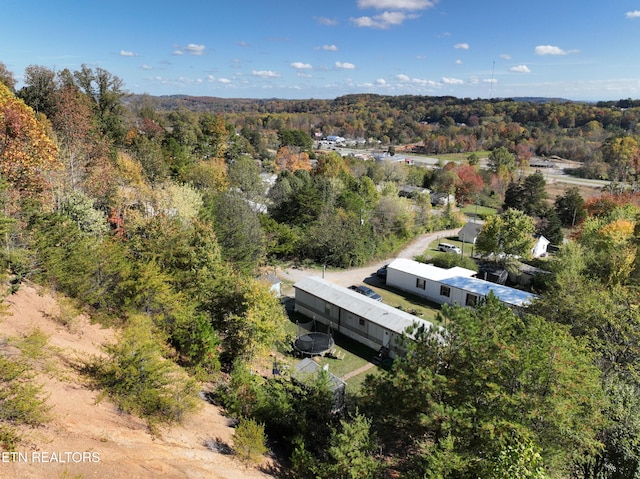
[{"xmin": 1, "ymin": 62, "xmax": 640, "ymax": 478}]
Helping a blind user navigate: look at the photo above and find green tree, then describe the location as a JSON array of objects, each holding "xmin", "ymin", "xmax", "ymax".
[
  {"xmin": 536, "ymin": 206, "xmax": 563, "ymax": 245},
  {"xmin": 475, "ymin": 208, "xmax": 536, "ymax": 262},
  {"xmin": 323, "ymin": 412, "xmax": 382, "ymax": 479},
  {"xmin": 86, "ymin": 315, "xmax": 200, "ymax": 429},
  {"xmin": 233, "ymin": 418, "xmax": 268, "ymax": 465},
  {"xmin": 503, "ymin": 172, "xmax": 548, "ymax": 217},
  {"xmin": 73, "ymin": 65, "xmax": 127, "ymax": 144},
  {"xmin": 17, "ymin": 64, "xmax": 57, "ymax": 117},
  {"xmin": 601, "ymin": 136, "xmax": 640, "ymax": 181},
  {"xmin": 278, "ymin": 129, "xmax": 313, "ymax": 151},
  {"xmin": 206, "ymin": 192, "xmax": 266, "ymax": 271},
  {"xmin": 362, "ymin": 295, "xmax": 604, "ymax": 478},
  {"xmin": 228, "ymin": 155, "xmax": 265, "ymax": 201},
  {"xmin": 554, "ymin": 186, "xmax": 586, "ymax": 227}
]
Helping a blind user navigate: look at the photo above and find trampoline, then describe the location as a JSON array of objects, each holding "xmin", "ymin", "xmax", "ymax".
[{"xmin": 293, "ymin": 332, "xmax": 335, "ymax": 357}]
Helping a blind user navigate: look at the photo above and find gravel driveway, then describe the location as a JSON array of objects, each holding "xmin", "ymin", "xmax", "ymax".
[{"xmin": 279, "ymin": 227, "xmax": 462, "ymax": 291}]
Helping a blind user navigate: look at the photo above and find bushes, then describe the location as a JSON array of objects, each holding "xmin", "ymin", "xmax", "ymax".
[
  {"xmin": 233, "ymin": 418, "xmax": 267, "ymax": 465},
  {"xmin": 0, "ymin": 355, "xmax": 51, "ymax": 452},
  {"xmin": 0, "ymin": 356, "xmax": 50, "ymax": 427},
  {"xmin": 85, "ymin": 315, "xmax": 200, "ymax": 430}
]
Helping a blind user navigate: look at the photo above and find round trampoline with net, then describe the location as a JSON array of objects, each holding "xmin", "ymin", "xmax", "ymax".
[{"xmin": 293, "ymin": 319, "xmax": 335, "ymax": 357}]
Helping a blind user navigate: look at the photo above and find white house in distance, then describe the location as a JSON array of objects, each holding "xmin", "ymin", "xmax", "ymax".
[
  {"xmin": 458, "ymin": 222, "xmax": 483, "ymax": 244},
  {"xmin": 386, "ymin": 258, "xmax": 536, "ymax": 309},
  {"xmin": 293, "ymin": 276, "xmax": 435, "ymax": 358}
]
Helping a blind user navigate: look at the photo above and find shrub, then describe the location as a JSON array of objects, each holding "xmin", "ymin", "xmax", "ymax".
[
  {"xmin": 0, "ymin": 356, "xmax": 50, "ymax": 426},
  {"xmin": 233, "ymin": 418, "xmax": 267, "ymax": 465},
  {"xmin": 85, "ymin": 315, "xmax": 200, "ymax": 430}
]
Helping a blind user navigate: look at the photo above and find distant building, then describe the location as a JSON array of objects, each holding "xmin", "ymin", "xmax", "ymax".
[
  {"xmin": 458, "ymin": 222, "xmax": 483, "ymax": 244},
  {"xmin": 531, "ymin": 235, "xmax": 550, "ymax": 258}
]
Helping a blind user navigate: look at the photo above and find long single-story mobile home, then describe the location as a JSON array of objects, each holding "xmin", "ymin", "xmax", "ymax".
[
  {"xmin": 386, "ymin": 258, "xmax": 536, "ymax": 308},
  {"xmin": 293, "ymin": 276, "xmax": 435, "ymax": 358}
]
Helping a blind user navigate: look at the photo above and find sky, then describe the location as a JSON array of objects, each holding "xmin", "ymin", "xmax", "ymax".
[{"xmin": 2, "ymin": 0, "xmax": 640, "ymax": 101}]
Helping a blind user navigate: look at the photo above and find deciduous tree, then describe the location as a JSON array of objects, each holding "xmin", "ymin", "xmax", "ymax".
[{"xmin": 0, "ymin": 82, "xmax": 60, "ymax": 195}]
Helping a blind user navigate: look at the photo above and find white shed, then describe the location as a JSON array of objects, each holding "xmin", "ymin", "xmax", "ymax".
[{"xmin": 531, "ymin": 235, "xmax": 550, "ymax": 258}]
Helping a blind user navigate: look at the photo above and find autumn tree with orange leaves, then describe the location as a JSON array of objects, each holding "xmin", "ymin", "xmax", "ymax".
[
  {"xmin": 0, "ymin": 82, "xmax": 60, "ymax": 195},
  {"xmin": 274, "ymin": 146, "xmax": 311, "ymax": 173}
]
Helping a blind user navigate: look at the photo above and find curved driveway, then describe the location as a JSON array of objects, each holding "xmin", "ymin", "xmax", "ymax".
[{"xmin": 279, "ymin": 227, "xmax": 462, "ymax": 290}]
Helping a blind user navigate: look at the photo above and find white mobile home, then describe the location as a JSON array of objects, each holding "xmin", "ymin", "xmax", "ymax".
[
  {"xmin": 386, "ymin": 258, "xmax": 536, "ymax": 309},
  {"xmin": 293, "ymin": 276, "xmax": 435, "ymax": 358}
]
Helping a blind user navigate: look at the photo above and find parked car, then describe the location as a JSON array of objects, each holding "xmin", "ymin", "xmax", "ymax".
[
  {"xmin": 376, "ymin": 265, "xmax": 388, "ymax": 280},
  {"xmin": 438, "ymin": 242, "xmax": 461, "ymax": 254},
  {"xmin": 354, "ymin": 285, "xmax": 383, "ymax": 302}
]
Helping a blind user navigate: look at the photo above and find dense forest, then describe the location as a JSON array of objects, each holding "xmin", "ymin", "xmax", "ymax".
[{"xmin": 1, "ymin": 61, "xmax": 640, "ymax": 478}]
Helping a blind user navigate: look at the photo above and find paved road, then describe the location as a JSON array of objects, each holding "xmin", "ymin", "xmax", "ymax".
[{"xmin": 278, "ymin": 227, "xmax": 462, "ymax": 290}]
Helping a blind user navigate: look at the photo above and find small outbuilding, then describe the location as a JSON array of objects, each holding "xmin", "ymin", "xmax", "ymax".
[
  {"xmin": 531, "ymin": 235, "xmax": 550, "ymax": 258},
  {"xmin": 458, "ymin": 222, "xmax": 483, "ymax": 244},
  {"xmin": 292, "ymin": 358, "xmax": 346, "ymax": 412}
]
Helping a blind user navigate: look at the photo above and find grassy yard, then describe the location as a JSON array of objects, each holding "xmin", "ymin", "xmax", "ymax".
[
  {"xmin": 280, "ymin": 296, "xmax": 426, "ymax": 395},
  {"xmin": 460, "ymin": 204, "xmax": 497, "ymax": 219},
  {"xmin": 424, "ymin": 236, "xmax": 475, "ymax": 258}
]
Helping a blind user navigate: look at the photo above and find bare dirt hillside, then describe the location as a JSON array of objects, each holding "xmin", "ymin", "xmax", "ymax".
[{"xmin": 0, "ymin": 284, "xmax": 273, "ymax": 479}]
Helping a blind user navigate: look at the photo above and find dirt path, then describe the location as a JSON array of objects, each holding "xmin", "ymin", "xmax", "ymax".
[
  {"xmin": 341, "ymin": 362, "xmax": 376, "ymax": 381},
  {"xmin": 279, "ymin": 227, "xmax": 462, "ymax": 290}
]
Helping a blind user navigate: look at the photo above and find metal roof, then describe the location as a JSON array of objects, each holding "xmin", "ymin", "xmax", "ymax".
[
  {"xmin": 293, "ymin": 276, "xmax": 434, "ymax": 336},
  {"xmin": 388, "ymin": 258, "xmax": 536, "ymax": 307},
  {"xmin": 440, "ymin": 276, "xmax": 536, "ymax": 307},
  {"xmin": 388, "ymin": 258, "xmax": 477, "ymax": 280}
]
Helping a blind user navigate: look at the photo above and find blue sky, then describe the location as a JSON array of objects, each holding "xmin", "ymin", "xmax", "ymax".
[{"xmin": 3, "ymin": 0, "xmax": 640, "ymax": 101}]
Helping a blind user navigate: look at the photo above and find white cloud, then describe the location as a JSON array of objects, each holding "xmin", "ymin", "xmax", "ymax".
[
  {"xmin": 483, "ymin": 78, "xmax": 497, "ymax": 84},
  {"xmin": 207, "ymin": 75, "xmax": 216, "ymax": 82},
  {"xmin": 236, "ymin": 41, "xmax": 250, "ymax": 47},
  {"xmin": 534, "ymin": 45, "xmax": 577, "ymax": 55},
  {"xmin": 626, "ymin": 10, "xmax": 640, "ymax": 18},
  {"xmin": 499, "ymin": 53, "xmax": 512, "ymax": 60},
  {"xmin": 376, "ymin": 78, "xmax": 387, "ymax": 85},
  {"xmin": 185, "ymin": 44, "xmax": 206, "ymax": 55},
  {"xmin": 455, "ymin": 59, "xmax": 463, "ymax": 64},
  {"xmin": 173, "ymin": 49, "xmax": 184, "ymax": 55},
  {"xmin": 350, "ymin": 11, "xmax": 418, "ymax": 28},
  {"xmin": 335, "ymin": 61, "xmax": 356, "ymax": 69},
  {"xmin": 510, "ymin": 65, "xmax": 531, "ymax": 73},
  {"xmin": 252, "ymin": 70, "xmax": 281, "ymax": 78},
  {"xmin": 218, "ymin": 78, "xmax": 232, "ymax": 84},
  {"xmin": 357, "ymin": 0, "xmax": 437, "ymax": 10},
  {"xmin": 323, "ymin": 44, "xmax": 338, "ymax": 51},
  {"xmin": 395, "ymin": 74, "xmax": 437, "ymax": 87},
  {"xmin": 454, "ymin": 43, "xmax": 469, "ymax": 50},
  {"xmin": 442, "ymin": 76, "xmax": 464, "ymax": 85},
  {"xmin": 291, "ymin": 62, "xmax": 313, "ymax": 69},
  {"xmin": 120, "ymin": 50, "xmax": 136, "ymax": 57},
  {"xmin": 315, "ymin": 16, "xmax": 338, "ymax": 26},
  {"xmin": 141, "ymin": 64, "xmax": 153, "ymax": 70}
]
